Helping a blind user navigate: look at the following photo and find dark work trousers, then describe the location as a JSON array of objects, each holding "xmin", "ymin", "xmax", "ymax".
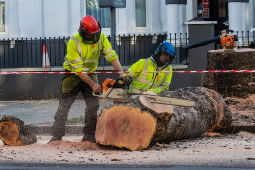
[{"xmin": 51, "ymin": 73, "xmax": 99, "ymax": 138}]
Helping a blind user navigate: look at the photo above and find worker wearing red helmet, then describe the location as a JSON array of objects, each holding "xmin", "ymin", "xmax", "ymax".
[{"xmin": 49, "ymin": 16, "xmax": 125, "ymax": 143}]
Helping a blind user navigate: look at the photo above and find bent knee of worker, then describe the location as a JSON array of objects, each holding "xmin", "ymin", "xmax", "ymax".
[
  {"xmin": 56, "ymin": 103, "xmax": 73, "ymax": 114},
  {"xmin": 54, "ymin": 114, "xmax": 68, "ymax": 122},
  {"xmin": 54, "ymin": 110, "xmax": 68, "ymax": 120}
]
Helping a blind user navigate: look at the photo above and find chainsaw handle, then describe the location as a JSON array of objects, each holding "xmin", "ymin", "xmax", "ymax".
[
  {"xmin": 221, "ymin": 29, "xmax": 234, "ymax": 34},
  {"xmin": 92, "ymin": 91, "xmax": 103, "ymax": 97},
  {"xmin": 113, "ymin": 76, "xmax": 132, "ymax": 87},
  {"xmin": 115, "ymin": 77, "xmax": 125, "ymax": 83}
]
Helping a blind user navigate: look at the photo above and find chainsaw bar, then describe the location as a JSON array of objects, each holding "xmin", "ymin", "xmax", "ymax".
[
  {"xmin": 93, "ymin": 88, "xmax": 195, "ymax": 107},
  {"xmin": 142, "ymin": 95, "xmax": 196, "ymax": 107}
]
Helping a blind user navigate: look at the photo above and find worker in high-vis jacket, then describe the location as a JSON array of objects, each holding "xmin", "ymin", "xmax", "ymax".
[
  {"xmin": 127, "ymin": 42, "xmax": 175, "ymax": 94},
  {"xmin": 49, "ymin": 16, "xmax": 125, "ymax": 143}
]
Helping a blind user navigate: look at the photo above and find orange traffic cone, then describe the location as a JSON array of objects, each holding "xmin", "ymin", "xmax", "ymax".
[{"xmin": 42, "ymin": 43, "xmax": 51, "ymax": 68}]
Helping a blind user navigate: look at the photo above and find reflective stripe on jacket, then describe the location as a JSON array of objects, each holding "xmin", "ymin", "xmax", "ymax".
[
  {"xmin": 128, "ymin": 58, "xmax": 172, "ymax": 94},
  {"xmin": 63, "ymin": 33, "xmax": 118, "ymax": 72}
]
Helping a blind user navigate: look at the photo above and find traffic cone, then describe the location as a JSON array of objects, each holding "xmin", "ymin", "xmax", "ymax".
[{"xmin": 42, "ymin": 43, "xmax": 51, "ymax": 68}]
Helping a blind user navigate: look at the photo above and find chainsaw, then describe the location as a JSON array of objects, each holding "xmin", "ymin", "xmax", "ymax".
[
  {"xmin": 93, "ymin": 78, "xmax": 196, "ymax": 107},
  {"xmin": 220, "ymin": 30, "xmax": 238, "ymax": 50},
  {"xmin": 183, "ymin": 29, "xmax": 238, "ymax": 50}
]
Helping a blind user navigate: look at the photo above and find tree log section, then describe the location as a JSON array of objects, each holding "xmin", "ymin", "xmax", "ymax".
[
  {"xmin": 0, "ymin": 116, "xmax": 37, "ymax": 146},
  {"xmin": 95, "ymin": 87, "xmax": 232, "ymax": 150},
  {"xmin": 202, "ymin": 48, "xmax": 255, "ymax": 97}
]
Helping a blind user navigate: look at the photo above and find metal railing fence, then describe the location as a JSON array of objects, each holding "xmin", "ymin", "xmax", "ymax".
[{"xmin": 0, "ymin": 31, "xmax": 253, "ymax": 69}]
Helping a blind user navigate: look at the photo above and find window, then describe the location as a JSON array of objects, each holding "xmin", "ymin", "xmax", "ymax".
[
  {"xmin": 0, "ymin": 2, "xmax": 5, "ymax": 32},
  {"xmin": 135, "ymin": 0, "xmax": 146, "ymax": 27},
  {"xmin": 86, "ymin": 0, "xmax": 110, "ymax": 28}
]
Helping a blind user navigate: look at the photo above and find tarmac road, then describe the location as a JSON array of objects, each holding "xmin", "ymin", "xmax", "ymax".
[
  {"xmin": 0, "ymin": 99, "xmax": 112, "ymax": 124},
  {"xmin": 0, "ymin": 164, "xmax": 253, "ymax": 170}
]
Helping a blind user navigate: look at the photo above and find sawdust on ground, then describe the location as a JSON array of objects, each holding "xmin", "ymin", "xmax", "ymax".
[
  {"xmin": 0, "ymin": 134, "xmax": 255, "ymax": 167},
  {"xmin": 47, "ymin": 140, "xmax": 100, "ymax": 150}
]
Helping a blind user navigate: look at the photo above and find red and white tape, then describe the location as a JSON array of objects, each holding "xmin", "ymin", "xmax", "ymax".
[{"xmin": 0, "ymin": 70, "xmax": 255, "ymax": 75}]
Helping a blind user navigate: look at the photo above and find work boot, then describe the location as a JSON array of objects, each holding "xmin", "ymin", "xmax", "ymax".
[
  {"xmin": 47, "ymin": 136, "xmax": 62, "ymax": 144},
  {"xmin": 81, "ymin": 134, "xmax": 96, "ymax": 143}
]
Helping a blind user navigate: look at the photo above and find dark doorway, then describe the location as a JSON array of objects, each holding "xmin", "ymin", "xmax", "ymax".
[{"xmin": 198, "ymin": 0, "xmax": 229, "ymax": 36}]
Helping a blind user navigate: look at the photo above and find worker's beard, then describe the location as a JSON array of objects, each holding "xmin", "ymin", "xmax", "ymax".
[
  {"xmin": 78, "ymin": 28, "xmax": 101, "ymax": 44},
  {"xmin": 153, "ymin": 54, "xmax": 166, "ymax": 67}
]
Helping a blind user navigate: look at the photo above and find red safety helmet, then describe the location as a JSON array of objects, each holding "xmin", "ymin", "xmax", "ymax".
[{"xmin": 79, "ymin": 16, "xmax": 101, "ymax": 44}]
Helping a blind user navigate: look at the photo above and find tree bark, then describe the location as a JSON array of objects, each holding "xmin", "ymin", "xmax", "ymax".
[
  {"xmin": 0, "ymin": 116, "xmax": 37, "ymax": 146},
  {"xmin": 202, "ymin": 48, "xmax": 255, "ymax": 97},
  {"xmin": 95, "ymin": 87, "xmax": 232, "ymax": 150}
]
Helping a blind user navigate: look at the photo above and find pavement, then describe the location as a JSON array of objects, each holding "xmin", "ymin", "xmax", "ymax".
[
  {"xmin": 0, "ymin": 99, "xmax": 112, "ymax": 125},
  {"xmin": 0, "ymin": 134, "xmax": 255, "ymax": 168}
]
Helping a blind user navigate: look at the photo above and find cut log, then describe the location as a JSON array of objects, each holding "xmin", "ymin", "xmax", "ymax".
[
  {"xmin": 95, "ymin": 87, "xmax": 232, "ymax": 150},
  {"xmin": 95, "ymin": 106, "xmax": 157, "ymax": 150},
  {"xmin": 0, "ymin": 116, "xmax": 37, "ymax": 146},
  {"xmin": 202, "ymin": 48, "xmax": 255, "ymax": 97}
]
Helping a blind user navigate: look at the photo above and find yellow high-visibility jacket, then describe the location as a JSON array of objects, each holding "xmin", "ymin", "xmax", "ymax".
[
  {"xmin": 128, "ymin": 57, "xmax": 172, "ymax": 94},
  {"xmin": 63, "ymin": 32, "xmax": 118, "ymax": 72}
]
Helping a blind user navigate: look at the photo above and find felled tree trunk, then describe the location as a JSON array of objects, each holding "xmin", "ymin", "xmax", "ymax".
[
  {"xmin": 0, "ymin": 116, "xmax": 37, "ymax": 146},
  {"xmin": 202, "ymin": 48, "xmax": 255, "ymax": 97},
  {"xmin": 95, "ymin": 87, "xmax": 232, "ymax": 150}
]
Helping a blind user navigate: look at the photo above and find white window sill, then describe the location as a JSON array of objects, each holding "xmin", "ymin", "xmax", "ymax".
[
  {"xmin": 0, "ymin": 32, "xmax": 8, "ymax": 36},
  {"xmin": 135, "ymin": 27, "xmax": 149, "ymax": 33}
]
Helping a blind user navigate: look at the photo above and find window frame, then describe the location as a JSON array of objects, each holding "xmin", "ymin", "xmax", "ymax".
[
  {"xmin": 135, "ymin": 0, "xmax": 151, "ymax": 33},
  {"xmin": 0, "ymin": 0, "xmax": 7, "ymax": 35}
]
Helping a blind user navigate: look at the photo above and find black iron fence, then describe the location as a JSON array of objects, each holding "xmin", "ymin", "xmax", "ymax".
[
  {"xmin": 235, "ymin": 31, "xmax": 255, "ymax": 47},
  {"xmin": 0, "ymin": 37, "xmax": 67, "ymax": 68},
  {"xmin": 0, "ymin": 34, "xmax": 189, "ymax": 69},
  {"xmin": 0, "ymin": 31, "xmax": 254, "ymax": 69}
]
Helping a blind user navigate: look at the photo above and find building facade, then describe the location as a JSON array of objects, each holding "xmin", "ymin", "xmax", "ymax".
[
  {"xmin": 0, "ymin": 0, "xmax": 254, "ymax": 69},
  {"xmin": 0, "ymin": 0, "xmax": 193, "ymax": 38},
  {"xmin": 0, "ymin": 0, "xmax": 254, "ymax": 39}
]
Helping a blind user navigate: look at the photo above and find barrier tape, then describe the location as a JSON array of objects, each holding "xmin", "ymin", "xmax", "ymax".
[{"xmin": 0, "ymin": 70, "xmax": 255, "ymax": 75}]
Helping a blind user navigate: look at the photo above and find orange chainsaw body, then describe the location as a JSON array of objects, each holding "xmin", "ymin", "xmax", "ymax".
[
  {"xmin": 102, "ymin": 78, "xmax": 116, "ymax": 91},
  {"xmin": 220, "ymin": 30, "xmax": 238, "ymax": 50},
  {"xmin": 221, "ymin": 35, "xmax": 235, "ymax": 49}
]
